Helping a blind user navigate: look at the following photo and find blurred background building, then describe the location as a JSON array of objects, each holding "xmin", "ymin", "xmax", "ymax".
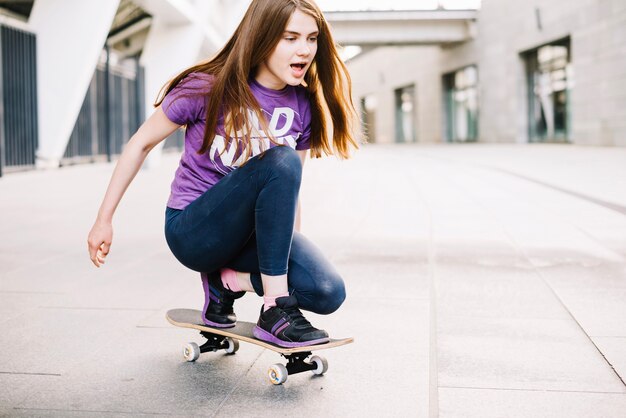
[
  {"xmin": 349, "ymin": 0, "xmax": 626, "ymax": 147},
  {"xmin": 0, "ymin": 0, "xmax": 624, "ymax": 176}
]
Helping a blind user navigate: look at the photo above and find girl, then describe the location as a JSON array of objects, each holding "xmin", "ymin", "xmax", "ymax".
[{"xmin": 87, "ymin": 0, "xmax": 359, "ymax": 348}]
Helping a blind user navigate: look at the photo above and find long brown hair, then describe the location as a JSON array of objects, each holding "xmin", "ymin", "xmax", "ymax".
[{"xmin": 154, "ymin": 0, "xmax": 359, "ymax": 160}]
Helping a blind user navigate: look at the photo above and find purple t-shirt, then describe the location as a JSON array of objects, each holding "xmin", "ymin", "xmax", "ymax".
[{"xmin": 161, "ymin": 73, "xmax": 312, "ymax": 209}]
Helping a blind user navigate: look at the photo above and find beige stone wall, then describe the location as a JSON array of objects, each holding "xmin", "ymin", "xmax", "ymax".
[
  {"xmin": 348, "ymin": 46, "xmax": 442, "ymax": 144},
  {"xmin": 346, "ymin": 0, "xmax": 626, "ymax": 146},
  {"xmin": 570, "ymin": 0, "xmax": 626, "ymax": 145}
]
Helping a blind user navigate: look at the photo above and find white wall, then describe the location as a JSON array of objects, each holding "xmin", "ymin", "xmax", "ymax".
[
  {"xmin": 348, "ymin": 46, "xmax": 443, "ymax": 144},
  {"xmin": 25, "ymin": 0, "xmax": 250, "ymax": 168},
  {"xmin": 29, "ymin": 0, "xmax": 120, "ymax": 168}
]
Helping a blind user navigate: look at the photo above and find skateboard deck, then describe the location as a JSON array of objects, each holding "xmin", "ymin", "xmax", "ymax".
[{"xmin": 166, "ymin": 308, "xmax": 353, "ymax": 384}]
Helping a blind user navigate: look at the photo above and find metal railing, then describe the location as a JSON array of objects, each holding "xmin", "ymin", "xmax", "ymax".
[
  {"xmin": 0, "ymin": 23, "xmax": 38, "ymax": 176},
  {"xmin": 63, "ymin": 53, "xmax": 146, "ymax": 165},
  {"xmin": 63, "ymin": 52, "xmax": 184, "ymax": 165},
  {"xmin": 0, "ymin": 22, "xmax": 184, "ymax": 176}
]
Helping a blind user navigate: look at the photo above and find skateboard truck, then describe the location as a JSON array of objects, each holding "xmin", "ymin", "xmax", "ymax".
[
  {"xmin": 198, "ymin": 331, "xmax": 238, "ymax": 353},
  {"xmin": 186, "ymin": 331, "xmax": 328, "ymax": 385},
  {"xmin": 182, "ymin": 331, "xmax": 239, "ymax": 362},
  {"xmin": 266, "ymin": 351, "xmax": 328, "ymax": 385},
  {"xmin": 283, "ymin": 352, "xmax": 316, "ymax": 374}
]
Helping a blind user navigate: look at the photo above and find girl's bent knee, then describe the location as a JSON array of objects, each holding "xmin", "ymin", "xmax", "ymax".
[
  {"xmin": 263, "ymin": 146, "xmax": 301, "ymax": 176},
  {"xmin": 314, "ymin": 277, "xmax": 346, "ymax": 315}
]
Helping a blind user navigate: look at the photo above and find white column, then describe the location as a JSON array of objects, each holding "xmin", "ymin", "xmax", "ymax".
[
  {"xmin": 137, "ymin": 0, "xmax": 250, "ymax": 167},
  {"xmin": 29, "ymin": 0, "xmax": 120, "ymax": 168},
  {"xmin": 134, "ymin": 0, "xmax": 215, "ymax": 167},
  {"xmin": 139, "ymin": 18, "xmax": 206, "ymax": 168}
]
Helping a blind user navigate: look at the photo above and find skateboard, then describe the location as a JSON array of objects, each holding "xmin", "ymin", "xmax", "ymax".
[{"xmin": 166, "ymin": 308, "xmax": 353, "ymax": 385}]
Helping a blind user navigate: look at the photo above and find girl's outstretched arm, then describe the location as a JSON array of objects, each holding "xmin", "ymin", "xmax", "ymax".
[{"xmin": 87, "ymin": 107, "xmax": 180, "ymax": 267}]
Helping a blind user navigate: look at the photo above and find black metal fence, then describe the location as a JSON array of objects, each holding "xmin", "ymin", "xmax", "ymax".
[
  {"xmin": 0, "ymin": 25, "xmax": 184, "ymax": 176},
  {"xmin": 0, "ymin": 24, "xmax": 38, "ymax": 176},
  {"xmin": 63, "ymin": 54, "xmax": 184, "ymax": 165},
  {"xmin": 63, "ymin": 54, "xmax": 146, "ymax": 165}
]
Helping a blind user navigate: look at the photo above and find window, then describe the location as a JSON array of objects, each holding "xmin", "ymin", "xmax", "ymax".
[
  {"xmin": 444, "ymin": 65, "xmax": 479, "ymax": 142},
  {"xmin": 394, "ymin": 85, "xmax": 416, "ymax": 143}
]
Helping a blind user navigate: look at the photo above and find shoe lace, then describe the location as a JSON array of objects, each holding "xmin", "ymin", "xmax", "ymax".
[{"xmin": 282, "ymin": 306, "xmax": 313, "ymax": 328}]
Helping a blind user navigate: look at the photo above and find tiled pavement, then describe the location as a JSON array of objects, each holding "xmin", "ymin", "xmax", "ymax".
[{"xmin": 1, "ymin": 143, "xmax": 625, "ymax": 417}]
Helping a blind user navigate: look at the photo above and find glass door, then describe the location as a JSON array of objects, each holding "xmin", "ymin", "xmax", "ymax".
[
  {"xmin": 525, "ymin": 38, "xmax": 572, "ymax": 143},
  {"xmin": 394, "ymin": 85, "xmax": 416, "ymax": 143},
  {"xmin": 443, "ymin": 66, "xmax": 479, "ymax": 142}
]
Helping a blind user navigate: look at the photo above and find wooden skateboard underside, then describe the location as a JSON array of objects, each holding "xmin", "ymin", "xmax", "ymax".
[{"xmin": 166, "ymin": 308, "xmax": 353, "ymax": 354}]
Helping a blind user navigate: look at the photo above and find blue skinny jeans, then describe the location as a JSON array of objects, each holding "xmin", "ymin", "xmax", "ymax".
[{"xmin": 164, "ymin": 146, "xmax": 345, "ymax": 315}]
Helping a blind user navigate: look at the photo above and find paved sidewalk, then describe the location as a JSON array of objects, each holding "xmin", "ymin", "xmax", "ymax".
[{"xmin": 1, "ymin": 143, "xmax": 625, "ymax": 417}]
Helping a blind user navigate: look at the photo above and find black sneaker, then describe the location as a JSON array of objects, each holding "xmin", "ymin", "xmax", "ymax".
[
  {"xmin": 200, "ymin": 272, "xmax": 245, "ymax": 328},
  {"xmin": 253, "ymin": 295, "xmax": 330, "ymax": 348}
]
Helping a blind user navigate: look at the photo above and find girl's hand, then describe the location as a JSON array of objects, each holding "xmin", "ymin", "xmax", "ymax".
[
  {"xmin": 88, "ymin": 220, "xmax": 113, "ymax": 267},
  {"xmin": 84, "ymin": 108, "xmax": 179, "ymax": 268}
]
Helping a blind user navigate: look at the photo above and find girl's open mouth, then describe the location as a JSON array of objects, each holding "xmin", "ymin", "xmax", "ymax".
[{"xmin": 290, "ymin": 63, "xmax": 307, "ymax": 78}]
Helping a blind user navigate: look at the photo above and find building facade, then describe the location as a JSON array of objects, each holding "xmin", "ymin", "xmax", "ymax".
[
  {"xmin": 0, "ymin": 0, "xmax": 624, "ymax": 176},
  {"xmin": 349, "ymin": 0, "xmax": 626, "ymax": 146}
]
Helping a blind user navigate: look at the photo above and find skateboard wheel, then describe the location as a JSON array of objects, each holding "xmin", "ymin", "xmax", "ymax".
[
  {"xmin": 310, "ymin": 355, "xmax": 328, "ymax": 375},
  {"xmin": 268, "ymin": 364, "xmax": 288, "ymax": 385},
  {"xmin": 224, "ymin": 338, "xmax": 239, "ymax": 354},
  {"xmin": 183, "ymin": 342, "xmax": 200, "ymax": 362}
]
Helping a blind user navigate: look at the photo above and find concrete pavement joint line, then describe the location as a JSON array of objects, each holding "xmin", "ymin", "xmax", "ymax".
[
  {"xmin": 38, "ymin": 306, "xmax": 159, "ymax": 311},
  {"xmin": 439, "ymin": 385, "xmax": 626, "ymax": 395},
  {"xmin": 424, "ymin": 163, "xmax": 626, "ymax": 392},
  {"xmin": 532, "ymin": 268, "xmax": 626, "ymax": 388},
  {"xmin": 0, "ymin": 291, "xmax": 66, "ymax": 295},
  {"xmin": 427, "ymin": 240, "xmax": 440, "ymax": 418},
  {"xmin": 406, "ymin": 167, "xmax": 439, "ymax": 418},
  {"xmin": 0, "ymin": 371, "xmax": 61, "ymax": 376},
  {"xmin": 442, "ymin": 314, "xmax": 575, "ymax": 321},
  {"xmin": 12, "ymin": 407, "xmax": 179, "ymax": 416},
  {"xmin": 488, "ymin": 167, "xmax": 626, "ymax": 216},
  {"xmin": 135, "ymin": 325, "xmax": 173, "ymax": 329},
  {"xmin": 446, "ymin": 152, "xmax": 624, "ymax": 245},
  {"xmin": 421, "ymin": 152, "xmax": 626, "ymax": 217},
  {"xmin": 437, "ymin": 164, "xmax": 626, "ymax": 389},
  {"xmin": 592, "ymin": 336, "xmax": 626, "ymax": 339},
  {"xmin": 351, "ymin": 296, "xmax": 429, "ymax": 302},
  {"xmin": 211, "ymin": 350, "xmax": 264, "ymax": 418},
  {"xmin": 484, "ymin": 176, "xmax": 624, "ymax": 387},
  {"xmin": 396, "ymin": 151, "xmax": 624, "ymax": 266}
]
